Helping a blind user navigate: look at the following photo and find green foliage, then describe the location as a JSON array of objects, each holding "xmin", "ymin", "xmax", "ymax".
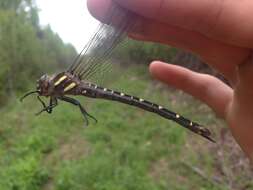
[
  {"xmin": 113, "ymin": 40, "xmax": 178, "ymax": 65},
  {"xmin": 0, "ymin": 66, "xmax": 229, "ymax": 190},
  {"xmin": 0, "ymin": 1, "xmax": 249, "ymax": 189},
  {"xmin": 0, "ymin": 0, "xmax": 76, "ymax": 105},
  {"xmin": 1, "ymin": 155, "xmax": 50, "ymax": 190},
  {"xmin": 56, "ymin": 156, "xmax": 159, "ymax": 190}
]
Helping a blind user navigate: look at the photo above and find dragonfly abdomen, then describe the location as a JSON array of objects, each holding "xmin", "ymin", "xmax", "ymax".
[{"xmin": 76, "ymin": 82, "xmax": 214, "ymax": 142}]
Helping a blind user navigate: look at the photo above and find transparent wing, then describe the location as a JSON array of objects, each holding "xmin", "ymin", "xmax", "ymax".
[{"xmin": 67, "ymin": 3, "xmax": 136, "ymax": 83}]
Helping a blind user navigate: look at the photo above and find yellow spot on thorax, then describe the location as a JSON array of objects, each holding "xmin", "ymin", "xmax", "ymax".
[
  {"xmin": 54, "ymin": 75, "xmax": 67, "ymax": 86},
  {"xmin": 64, "ymin": 82, "xmax": 77, "ymax": 92}
]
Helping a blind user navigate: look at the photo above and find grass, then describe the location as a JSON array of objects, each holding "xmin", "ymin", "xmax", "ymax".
[{"xmin": 0, "ymin": 65, "xmax": 251, "ymax": 190}]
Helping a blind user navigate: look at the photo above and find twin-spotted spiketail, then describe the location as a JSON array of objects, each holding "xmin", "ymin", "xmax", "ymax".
[{"xmin": 21, "ymin": 2, "xmax": 215, "ymax": 142}]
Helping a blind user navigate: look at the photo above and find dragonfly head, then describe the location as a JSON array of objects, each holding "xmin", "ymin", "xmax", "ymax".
[
  {"xmin": 20, "ymin": 74, "xmax": 52, "ymax": 103},
  {"xmin": 37, "ymin": 74, "xmax": 51, "ymax": 96}
]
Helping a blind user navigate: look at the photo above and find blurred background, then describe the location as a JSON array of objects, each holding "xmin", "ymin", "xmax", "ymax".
[{"xmin": 0, "ymin": 0, "xmax": 252, "ymax": 189}]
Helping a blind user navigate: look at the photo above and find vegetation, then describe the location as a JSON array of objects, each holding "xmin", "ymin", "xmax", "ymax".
[
  {"xmin": 0, "ymin": 0, "xmax": 76, "ymax": 105},
  {"xmin": 0, "ymin": 1, "xmax": 252, "ymax": 190},
  {"xmin": 113, "ymin": 40, "xmax": 178, "ymax": 65},
  {"xmin": 0, "ymin": 66, "xmax": 252, "ymax": 190}
]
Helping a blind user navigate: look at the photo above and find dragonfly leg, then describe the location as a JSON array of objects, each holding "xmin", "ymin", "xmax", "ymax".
[
  {"xmin": 36, "ymin": 97, "xmax": 58, "ymax": 115},
  {"xmin": 47, "ymin": 98, "xmax": 58, "ymax": 114},
  {"xmin": 59, "ymin": 96, "xmax": 97, "ymax": 125},
  {"xmin": 37, "ymin": 96, "xmax": 47, "ymax": 109}
]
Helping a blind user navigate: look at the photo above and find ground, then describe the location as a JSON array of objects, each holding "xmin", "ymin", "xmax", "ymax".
[{"xmin": 0, "ymin": 66, "xmax": 252, "ymax": 190}]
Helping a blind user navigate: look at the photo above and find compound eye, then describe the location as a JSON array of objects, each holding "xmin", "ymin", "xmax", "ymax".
[{"xmin": 40, "ymin": 74, "xmax": 48, "ymax": 82}]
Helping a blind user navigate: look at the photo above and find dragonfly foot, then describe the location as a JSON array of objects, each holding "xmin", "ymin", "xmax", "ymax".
[{"xmin": 86, "ymin": 112, "xmax": 98, "ymax": 124}]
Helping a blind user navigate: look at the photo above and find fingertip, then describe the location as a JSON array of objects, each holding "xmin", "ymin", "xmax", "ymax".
[
  {"xmin": 87, "ymin": 0, "xmax": 112, "ymax": 22},
  {"xmin": 149, "ymin": 61, "xmax": 167, "ymax": 77},
  {"xmin": 86, "ymin": 0, "xmax": 100, "ymax": 20},
  {"xmin": 149, "ymin": 61, "xmax": 157, "ymax": 77}
]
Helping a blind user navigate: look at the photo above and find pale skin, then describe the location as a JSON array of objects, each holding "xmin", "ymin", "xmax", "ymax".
[{"xmin": 87, "ymin": 0, "xmax": 253, "ymax": 160}]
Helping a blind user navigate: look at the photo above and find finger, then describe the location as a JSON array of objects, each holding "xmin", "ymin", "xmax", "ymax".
[
  {"xmin": 114, "ymin": 0, "xmax": 253, "ymax": 48},
  {"xmin": 87, "ymin": 0, "xmax": 113, "ymax": 22},
  {"xmin": 149, "ymin": 61, "xmax": 233, "ymax": 118}
]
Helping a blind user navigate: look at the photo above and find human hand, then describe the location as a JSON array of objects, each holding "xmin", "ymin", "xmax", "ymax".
[{"xmin": 87, "ymin": 0, "xmax": 253, "ymax": 160}]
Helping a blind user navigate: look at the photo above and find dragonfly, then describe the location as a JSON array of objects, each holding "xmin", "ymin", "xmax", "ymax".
[{"xmin": 20, "ymin": 3, "xmax": 215, "ymax": 142}]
